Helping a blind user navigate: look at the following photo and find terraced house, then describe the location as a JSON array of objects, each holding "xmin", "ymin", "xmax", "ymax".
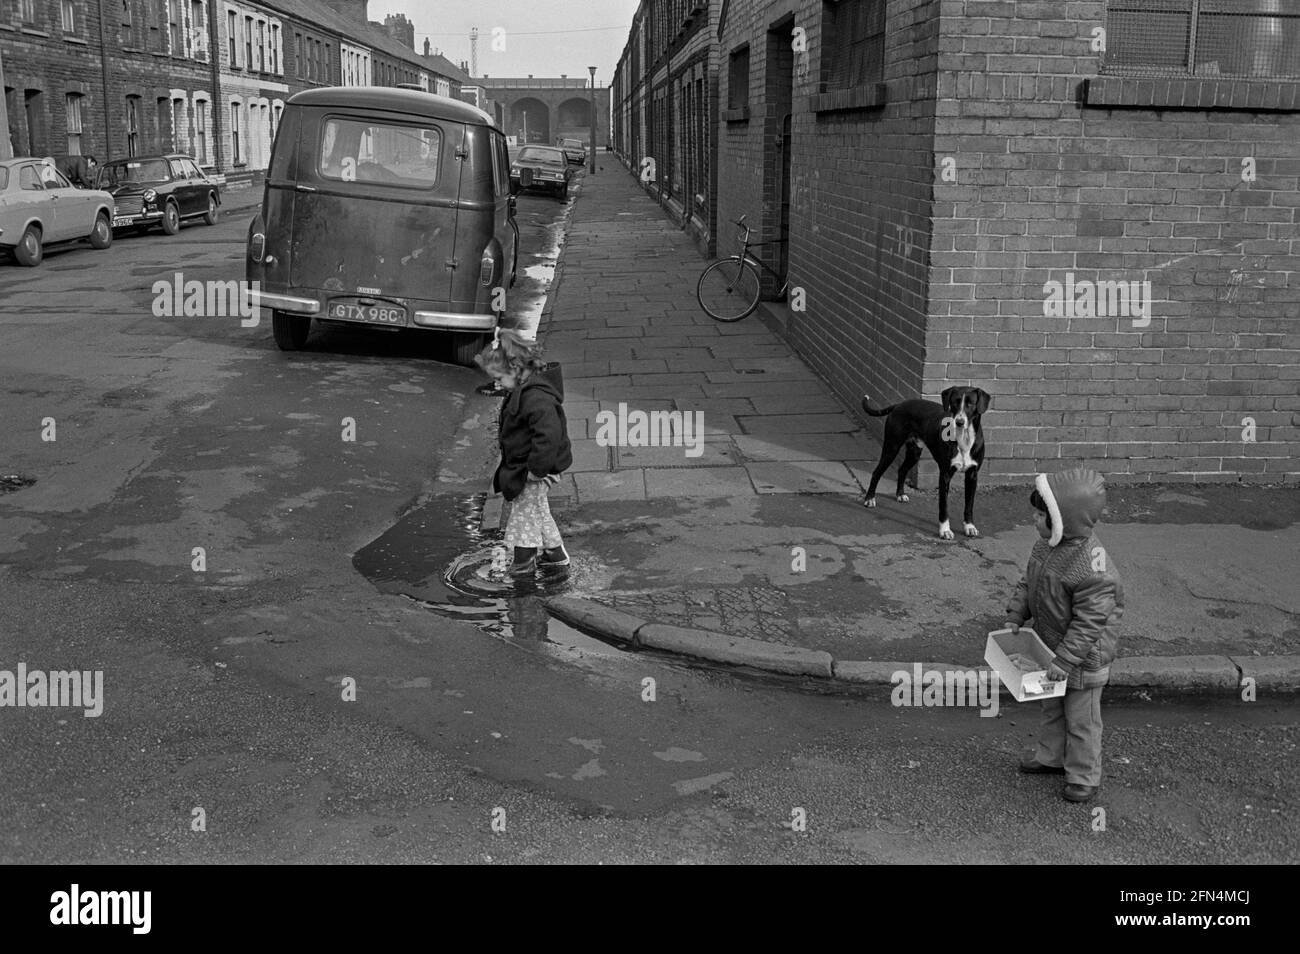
[
  {"xmin": 616, "ymin": 0, "xmax": 1300, "ymax": 483},
  {"xmin": 1, "ymin": 0, "xmax": 466, "ymax": 178}
]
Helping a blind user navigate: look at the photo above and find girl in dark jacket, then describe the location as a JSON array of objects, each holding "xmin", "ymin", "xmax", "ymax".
[{"xmin": 475, "ymin": 329, "xmax": 573, "ymax": 578}]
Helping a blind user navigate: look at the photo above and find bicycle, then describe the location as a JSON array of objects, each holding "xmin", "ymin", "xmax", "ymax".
[{"xmin": 696, "ymin": 215, "xmax": 790, "ymax": 322}]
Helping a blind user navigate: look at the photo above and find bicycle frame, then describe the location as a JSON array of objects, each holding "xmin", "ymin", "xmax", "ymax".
[{"xmin": 733, "ymin": 217, "xmax": 790, "ymax": 294}]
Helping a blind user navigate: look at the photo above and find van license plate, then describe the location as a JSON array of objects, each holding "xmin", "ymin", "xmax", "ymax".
[{"xmin": 329, "ymin": 302, "xmax": 406, "ymax": 326}]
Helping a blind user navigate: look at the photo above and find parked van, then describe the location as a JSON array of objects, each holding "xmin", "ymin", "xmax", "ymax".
[{"xmin": 246, "ymin": 87, "xmax": 518, "ymax": 365}]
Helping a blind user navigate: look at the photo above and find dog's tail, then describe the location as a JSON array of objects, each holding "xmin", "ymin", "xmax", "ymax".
[{"xmin": 861, "ymin": 395, "xmax": 895, "ymax": 417}]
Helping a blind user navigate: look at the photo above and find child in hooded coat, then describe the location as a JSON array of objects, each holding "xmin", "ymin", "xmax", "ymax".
[
  {"xmin": 475, "ymin": 329, "xmax": 573, "ymax": 577},
  {"xmin": 1005, "ymin": 467, "xmax": 1125, "ymax": 802}
]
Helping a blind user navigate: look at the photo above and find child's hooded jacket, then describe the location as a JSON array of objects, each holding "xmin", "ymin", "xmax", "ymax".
[
  {"xmin": 493, "ymin": 362, "xmax": 573, "ymax": 501},
  {"xmin": 1006, "ymin": 468, "xmax": 1125, "ymax": 690}
]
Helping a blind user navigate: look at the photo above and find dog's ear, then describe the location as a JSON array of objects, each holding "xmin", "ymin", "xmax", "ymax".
[
  {"xmin": 975, "ymin": 388, "xmax": 991, "ymax": 416},
  {"xmin": 940, "ymin": 387, "xmax": 956, "ymax": 413}
]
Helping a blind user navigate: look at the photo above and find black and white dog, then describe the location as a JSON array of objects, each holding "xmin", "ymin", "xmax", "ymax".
[{"xmin": 861, "ymin": 387, "xmax": 991, "ymax": 540}]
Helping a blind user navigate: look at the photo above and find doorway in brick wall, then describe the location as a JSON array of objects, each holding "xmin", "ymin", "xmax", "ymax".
[{"xmin": 763, "ymin": 17, "xmax": 795, "ymax": 298}]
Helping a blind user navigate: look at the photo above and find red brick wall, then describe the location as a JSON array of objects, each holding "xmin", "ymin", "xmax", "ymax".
[{"xmin": 930, "ymin": 0, "xmax": 1300, "ymax": 482}]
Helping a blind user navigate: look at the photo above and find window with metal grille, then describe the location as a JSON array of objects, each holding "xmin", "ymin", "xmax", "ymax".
[
  {"xmin": 61, "ymin": 0, "xmax": 76, "ymax": 33},
  {"xmin": 126, "ymin": 96, "xmax": 140, "ymax": 156},
  {"xmin": 728, "ymin": 45, "xmax": 750, "ymax": 109},
  {"xmin": 1104, "ymin": 0, "xmax": 1300, "ymax": 77},
  {"xmin": 821, "ymin": 0, "xmax": 886, "ymax": 92},
  {"xmin": 19, "ymin": 0, "xmax": 36, "ymax": 25}
]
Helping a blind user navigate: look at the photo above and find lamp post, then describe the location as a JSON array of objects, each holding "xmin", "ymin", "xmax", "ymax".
[
  {"xmin": 588, "ymin": 66, "xmax": 597, "ymax": 175},
  {"xmin": 0, "ymin": 45, "xmax": 11, "ymax": 160}
]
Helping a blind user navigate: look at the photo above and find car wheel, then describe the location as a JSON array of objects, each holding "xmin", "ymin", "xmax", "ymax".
[
  {"xmin": 271, "ymin": 311, "xmax": 311, "ymax": 351},
  {"xmin": 14, "ymin": 225, "xmax": 43, "ymax": 267},
  {"xmin": 451, "ymin": 332, "xmax": 490, "ymax": 368},
  {"xmin": 89, "ymin": 212, "xmax": 113, "ymax": 249},
  {"xmin": 203, "ymin": 194, "xmax": 219, "ymax": 226},
  {"xmin": 161, "ymin": 201, "xmax": 181, "ymax": 235}
]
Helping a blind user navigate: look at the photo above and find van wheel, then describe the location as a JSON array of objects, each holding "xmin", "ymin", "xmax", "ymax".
[
  {"xmin": 203, "ymin": 194, "xmax": 219, "ymax": 225},
  {"xmin": 14, "ymin": 225, "xmax": 43, "ymax": 266},
  {"xmin": 161, "ymin": 201, "xmax": 181, "ymax": 235},
  {"xmin": 452, "ymin": 333, "xmax": 489, "ymax": 367},
  {"xmin": 272, "ymin": 311, "xmax": 311, "ymax": 350},
  {"xmin": 89, "ymin": 212, "xmax": 113, "ymax": 249}
]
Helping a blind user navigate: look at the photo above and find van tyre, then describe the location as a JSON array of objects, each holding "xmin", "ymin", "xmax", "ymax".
[
  {"xmin": 161, "ymin": 201, "xmax": 181, "ymax": 235},
  {"xmin": 272, "ymin": 311, "xmax": 311, "ymax": 350},
  {"xmin": 203, "ymin": 194, "xmax": 219, "ymax": 226},
  {"xmin": 89, "ymin": 212, "xmax": 113, "ymax": 249},
  {"xmin": 452, "ymin": 332, "xmax": 489, "ymax": 367},
  {"xmin": 15, "ymin": 225, "xmax": 43, "ymax": 266}
]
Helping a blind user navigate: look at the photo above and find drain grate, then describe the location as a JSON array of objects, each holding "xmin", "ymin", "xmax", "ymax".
[{"xmin": 1, "ymin": 474, "xmax": 37, "ymax": 493}]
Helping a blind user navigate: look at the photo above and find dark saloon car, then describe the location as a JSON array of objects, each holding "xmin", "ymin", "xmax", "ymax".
[
  {"xmin": 557, "ymin": 138, "xmax": 587, "ymax": 165},
  {"xmin": 510, "ymin": 146, "xmax": 573, "ymax": 201},
  {"xmin": 96, "ymin": 154, "xmax": 221, "ymax": 234}
]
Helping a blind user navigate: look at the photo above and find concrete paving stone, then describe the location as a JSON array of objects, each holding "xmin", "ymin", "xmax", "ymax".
[
  {"xmin": 562, "ymin": 361, "xmax": 613, "ymax": 378},
  {"xmin": 544, "ymin": 596, "xmax": 646, "ymax": 645},
  {"xmin": 598, "ymin": 397, "xmax": 677, "ymax": 413},
  {"xmin": 644, "ymin": 466, "xmax": 755, "ymax": 497},
  {"xmin": 704, "ymin": 379, "xmax": 828, "ymax": 398},
  {"xmin": 746, "ymin": 394, "xmax": 847, "ymax": 415},
  {"xmin": 747, "ymin": 460, "xmax": 862, "ymax": 495},
  {"xmin": 480, "ymin": 493, "xmax": 504, "ymax": 531},
  {"xmin": 674, "ymin": 397, "xmax": 757, "ymax": 415},
  {"xmin": 636, "ymin": 624, "xmax": 833, "ymax": 678},
  {"xmin": 833, "ymin": 660, "xmax": 909, "ymax": 684},
  {"xmin": 728, "ymin": 356, "xmax": 818, "ymax": 374},
  {"xmin": 574, "ymin": 469, "xmax": 647, "ymax": 501},
  {"xmin": 706, "ymin": 369, "xmax": 820, "ymax": 384},
  {"xmin": 582, "ymin": 345, "xmax": 639, "ymax": 360},
  {"xmin": 568, "ymin": 439, "xmax": 612, "ymax": 473},
  {"xmin": 565, "ymin": 399, "xmax": 601, "ymax": 416},
  {"xmin": 566, "ymin": 419, "xmax": 587, "ymax": 441},
  {"xmin": 655, "ymin": 357, "xmax": 738, "ymax": 373},
  {"xmin": 610, "ymin": 359, "xmax": 669, "ymax": 374},
  {"xmin": 1228, "ymin": 654, "xmax": 1300, "ymax": 690},
  {"xmin": 565, "ymin": 375, "xmax": 631, "ymax": 398},
  {"xmin": 585, "ymin": 327, "xmax": 645, "ymax": 339},
  {"xmin": 739, "ymin": 413, "xmax": 860, "ymax": 434},
  {"xmin": 611, "ymin": 384, "xmax": 708, "ymax": 400},
  {"xmin": 629, "ymin": 346, "xmax": 718, "ymax": 361},
  {"xmin": 1110, "ymin": 655, "xmax": 1240, "ymax": 688},
  {"xmin": 613, "ymin": 442, "xmax": 737, "ymax": 469},
  {"xmin": 630, "ymin": 372, "xmax": 714, "ymax": 387},
  {"xmin": 735, "ymin": 432, "xmax": 879, "ymax": 462},
  {"xmin": 706, "ymin": 342, "xmax": 796, "ymax": 358},
  {"xmin": 713, "ymin": 323, "xmax": 778, "ymax": 336}
]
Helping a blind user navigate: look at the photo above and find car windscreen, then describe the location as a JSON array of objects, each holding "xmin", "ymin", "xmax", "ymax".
[
  {"xmin": 99, "ymin": 159, "xmax": 170, "ymax": 187},
  {"xmin": 318, "ymin": 117, "xmax": 442, "ymax": 189},
  {"xmin": 517, "ymin": 148, "xmax": 563, "ymax": 163}
]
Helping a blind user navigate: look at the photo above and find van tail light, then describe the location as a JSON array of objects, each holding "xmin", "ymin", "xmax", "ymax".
[
  {"xmin": 250, "ymin": 232, "xmax": 266, "ymax": 263},
  {"xmin": 480, "ymin": 248, "xmax": 496, "ymax": 287}
]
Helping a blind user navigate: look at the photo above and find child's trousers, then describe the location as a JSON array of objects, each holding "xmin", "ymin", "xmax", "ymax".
[
  {"xmin": 1033, "ymin": 686, "xmax": 1105, "ymax": 787},
  {"xmin": 502, "ymin": 480, "xmax": 563, "ymax": 551}
]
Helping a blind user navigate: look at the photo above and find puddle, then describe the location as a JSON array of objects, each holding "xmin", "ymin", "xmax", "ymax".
[
  {"xmin": 352, "ymin": 493, "xmax": 629, "ymax": 656},
  {"xmin": 1, "ymin": 474, "xmax": 37, "ymax": 493}
]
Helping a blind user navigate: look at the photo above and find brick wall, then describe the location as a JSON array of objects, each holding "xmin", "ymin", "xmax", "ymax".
[{"xmin": 930, "ymin": 0, "xmax": 1300, "ymax": 482}]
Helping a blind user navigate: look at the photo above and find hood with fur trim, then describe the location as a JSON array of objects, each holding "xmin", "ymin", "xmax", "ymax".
[{"xmin": 1034, "ymin": 468, "xmax": 1106, "ymax": 547}]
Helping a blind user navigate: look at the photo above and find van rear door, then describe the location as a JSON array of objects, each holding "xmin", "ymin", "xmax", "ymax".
[{"xmin": 288, "ymin": 110, "xmax": 461, "ymax": 308}]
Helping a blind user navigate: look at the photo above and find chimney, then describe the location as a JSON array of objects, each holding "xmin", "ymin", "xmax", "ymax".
[
  {"xmin": 424, "ymin": 38, "xmax": 431, "ymax": 56},
  {"xmin": 383, "ymin": 13, "xmax": 415, "ymax": 50}
]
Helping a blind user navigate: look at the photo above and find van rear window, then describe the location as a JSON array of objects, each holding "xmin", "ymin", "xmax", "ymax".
[{"xmin": 318, "ymin": 118, "xmax": 442, "ymax": 188}]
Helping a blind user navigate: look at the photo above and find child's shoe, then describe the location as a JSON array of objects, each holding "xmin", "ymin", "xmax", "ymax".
[
  {"xmin": 1019, "ymin": 755, "xmax": 1065, "ymax": 774},
  {"xmin": 538, "ymin": 545, "xmax": 570, "ymax": 570},
  {"xmin": 508, "ymin": 547, "xmax": 538, "ymax": 578},
  {"xmin": 1063, "ymin": 783, "xmax": 1099, "ymax": 802}
]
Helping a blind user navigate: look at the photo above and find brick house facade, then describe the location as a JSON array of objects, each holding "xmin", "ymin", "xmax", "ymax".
[{"xmin": 618, "ymin": 0, "xmax": 1300, "ymax": 483}]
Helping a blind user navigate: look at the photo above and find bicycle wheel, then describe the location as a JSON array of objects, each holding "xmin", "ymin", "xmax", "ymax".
[{"xmin": 697, "ymin": 256, "xmax": 762, "ymax": 322}]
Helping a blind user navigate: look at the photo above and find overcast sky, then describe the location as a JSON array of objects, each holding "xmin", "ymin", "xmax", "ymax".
[{"xmin": 374, "ymin": 0, "xmax": 643, "ymax": 83}]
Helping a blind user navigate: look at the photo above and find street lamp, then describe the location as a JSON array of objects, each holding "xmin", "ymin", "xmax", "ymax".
[{"xmin": 588, "ymin": 66, "xmax": 597, "ymax": 175}]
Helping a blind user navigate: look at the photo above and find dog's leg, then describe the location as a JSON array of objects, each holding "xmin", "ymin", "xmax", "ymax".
[
  {"xmin": 962, "ymin": 465, "xmax": 980, "ymax": 537},
  {"xmin": 895, "ymin": 440, "xmax": 922, "ymax": 502},
  {"xmin": 936, "ymin": 464, "xmax": 955, "ymax": 540},
  {"xmin": 864, "ymin": 437, "xmax": 901, "ymax": 509}
]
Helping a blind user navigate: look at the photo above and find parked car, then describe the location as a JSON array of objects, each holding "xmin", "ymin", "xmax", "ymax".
[
  {"xmin": 95, "ymin": 154, "xmax": 221, "ymax": 235},
  {"xmin": 246, "ymin": 87, "xmax": 520, "ymax": 365},
  {"xmin": 0, "ymin": 157, "xmax": 115, "ymax": 266},
  {"xmin": 510, "ymin": 146, "xmax": 573, "ymax": 201},
  {"xmin": 557, "ymin": 138, "xmax": 587, "ymax": 165}
]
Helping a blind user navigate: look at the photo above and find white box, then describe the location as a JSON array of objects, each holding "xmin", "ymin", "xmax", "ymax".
[{"xmin": 984, "ymin": 627, "xmax": 1068, "ymax": 702}]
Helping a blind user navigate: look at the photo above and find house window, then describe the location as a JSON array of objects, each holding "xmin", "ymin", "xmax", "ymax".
[
  {"xmin": 195, "ymin": 99, "xmax": 208, "ymax": 162},
  {"xmin": 66, "ymin": 93, "xmax": 83, "ymax": 154},
  {"xmin": 256, "ymin": 20, "xmax": 265, "ymax": 71},
  {"xmin": 61, "ymin": 0, "xmax": 76, "ymax": 33},
  {"xmin": 1103, "ymin": 0, "xmax": 1300, "ymax": 78},
  {"xmin": 821, "ymin": 0, "xmax": 886, "ymax": 92},
  {"xmin": 230, "ymin": 102, "xmax": 241, "ymax": 162},
  {"xmin": 172, "ymin": 97, "xmax": 186, "ymax": 151},
  {"xmin": 126, "ymin": 95, "xmax": 140, "ymax": 156},
  {"xmin": 120, "ymin": 0, "xmax": 133, "ymax": 45},
  {"xmin": 727, "ymin": 45, "xmax": 750, "ymax": 110},
  {"xmin": 20, "ymin": 0, "xmax": 37, "ymax": 25},
  {"xmin": 245, "ymin": 16, "xmax": 252, "ymax": 66},
  {"xmin": 228, "ymin": 10, "xmax": 237, "ymax": 65},
  {"xmin": 296, "ymin": 33, "xmax": 303, "ymax": 76},
  {"xmin": 169, "ymin": 0, "xmax": 183, "ymax": 54},
  {"xmin": 191, "ymin": 2, "xmax": 205, "ymax": 58},
  {"xmin": 270, "ymin": 24, "xmax": 279, "ymax": 73}
]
